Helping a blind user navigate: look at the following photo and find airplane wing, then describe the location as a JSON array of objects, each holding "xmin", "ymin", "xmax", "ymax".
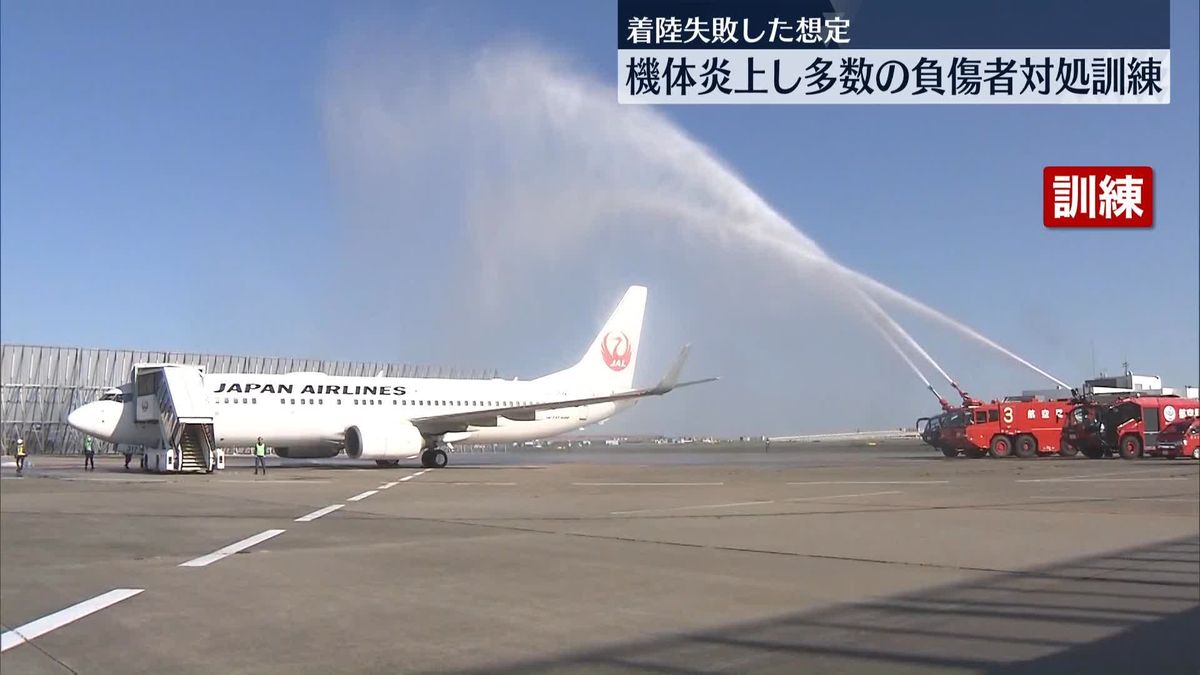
[{"xmin": 409, "ymin": 345, "xmax": 716, "ymax": 435}]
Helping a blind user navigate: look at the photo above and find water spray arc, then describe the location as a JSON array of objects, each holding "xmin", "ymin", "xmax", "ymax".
[
  {"xmin": 872, "ymin": 322, "xmax": 953, "ymax": 411},
  {"xmin": 324, "ymin": 41, "xmax": 1072, "ymax": 398},
  {"xmin": 772, "ymin": 238, "xmax": 1071, "ymax": 391},
  {"xmin": 833, "ymin": 257, "xmax": 983, "ymax": 407}
]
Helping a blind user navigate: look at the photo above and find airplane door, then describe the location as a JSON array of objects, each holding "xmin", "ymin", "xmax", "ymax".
[{"xmin": 134, "ymin": 366, "xmax": 162, "ymax": 423}]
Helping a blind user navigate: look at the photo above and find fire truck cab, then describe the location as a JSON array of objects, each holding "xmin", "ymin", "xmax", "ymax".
[{"xmin": 918, "ymin": 408, "xmax": 974, "ymax": 457}]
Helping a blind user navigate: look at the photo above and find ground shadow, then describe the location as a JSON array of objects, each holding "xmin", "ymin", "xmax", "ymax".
[{"xmin": 465, "ymin": 536, "xmax": 1199, "ymax": 674}]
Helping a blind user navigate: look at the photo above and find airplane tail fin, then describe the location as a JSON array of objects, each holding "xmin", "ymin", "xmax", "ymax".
[{"xmin": 539, "ymin": 285, "xmax": 647, "ymax": 392}]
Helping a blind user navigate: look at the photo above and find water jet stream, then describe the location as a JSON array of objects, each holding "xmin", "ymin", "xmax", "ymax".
[{"xmin": 324, "ymin": 41, "xmax": 1072, "ymax": 393}]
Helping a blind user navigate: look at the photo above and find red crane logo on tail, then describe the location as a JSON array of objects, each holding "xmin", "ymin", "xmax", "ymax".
[{"xmin": 600, "ymin": 331, "xmax": 632, "ymax": 372}]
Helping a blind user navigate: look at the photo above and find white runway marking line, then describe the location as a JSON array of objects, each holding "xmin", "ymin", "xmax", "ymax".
[
  {"xmin": 783, "ymin": 490, "xmax": 902, "ymax": 502},
  {"xmin": 613, "ymin": 501, "xmax": 775, "ymax": 516},
  {"xmin": 347, "ymin": 490, "xmax": 378, "ymax": 502},
  {"xmin": 786, "ymin": 480, "xmax": 947, "ymax": 486},
  {"xmin": 379, "ymin": 482, "xmax": 400, "ymax": 489},
  {"xmin": 218, "ymin": 479, "xmax": 331, "ymax": 484},
  {"xmin": 611, "ymin": 491, "xmax": 903, "ymax": 516},
  {"xmin": 1045, "ymin": 468, "xmax": 1188, "ymax": 481},
  {"xmin": 1016, "ymin": 477, "xmax": 1191, "ymax": 483},
  {"xmin": 1, "ymin": 589, "xmax": 144, "ymax": 652},
  {"xmin": 295, "ymin": 504, "xmax": 344, "ymax": 522},
  {"xmin": 60, "ymin": 476, "xmax": 169, "ymax": 483},
  {"xmin": 179, "ymin": 529, "xmax": 287, "ymax": 567},
  {"xmin": 571, "ymin": 478, "xmax": 720, "ymax": 482},
  {"xmin": 1030, "ymin": 495, "xmax": 1199, "ymax": 503}
]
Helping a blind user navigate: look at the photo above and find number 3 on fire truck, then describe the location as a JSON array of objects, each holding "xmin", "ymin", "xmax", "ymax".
[{"xmin": 1003, "ymin": 407, "xmax": 1013, "ymax": 424}]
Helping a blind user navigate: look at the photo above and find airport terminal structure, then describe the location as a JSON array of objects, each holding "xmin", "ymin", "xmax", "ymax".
[{"xmin": 0, "ymin": 343, "xmax": 499, "ymax": 456}]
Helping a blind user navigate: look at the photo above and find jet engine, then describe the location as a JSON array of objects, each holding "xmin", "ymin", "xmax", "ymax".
[{"xmin": 344, "ymin": 421, "xmax": 426, "ymax": 461}]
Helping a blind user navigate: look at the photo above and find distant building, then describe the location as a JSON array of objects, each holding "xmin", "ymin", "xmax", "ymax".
[
  {"xmin": 1021, "ymin": 372, "xmax": 1198, "ymax": 401},
  {"xmin": 1075, "ymin": 371, "xmax": 1196, "ymax": 399},
  {"xmin": 1084, "ymin": 372, "xmax": 1163, "ymax": 394}
]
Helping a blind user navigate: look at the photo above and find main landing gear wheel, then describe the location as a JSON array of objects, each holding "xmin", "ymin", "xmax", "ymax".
[
  {"xmin": 420, "ymin": 448, "xmax": 448, "ymax": 468},
  {"xmin": 1058, "ymin": 442, "xmax": 1079, "ymax": 457},
  {"xmin": 988, "ymin": 435, "xmax": 1012, "ymax": 459},
  {"xmin": 940, "ymin": 447, "xmax": 959, "ymax": 458},
  {"xmin": 375, "ymin": 459, "xmax": 400, "ymax": 468}
]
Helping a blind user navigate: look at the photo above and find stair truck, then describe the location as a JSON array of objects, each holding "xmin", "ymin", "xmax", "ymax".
[{"xmin": 1062, "ymin": 395, "xmax": 1200, "ymax": 459}]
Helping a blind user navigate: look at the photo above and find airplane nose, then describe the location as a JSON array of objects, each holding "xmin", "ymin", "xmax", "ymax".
[
  {"xmin": 66, "ymin": 405, "xmax": 92, "ymax": 433},
  {"xmin": 67, "ymin": 402, "xmax": 112, "ymax": 439}
]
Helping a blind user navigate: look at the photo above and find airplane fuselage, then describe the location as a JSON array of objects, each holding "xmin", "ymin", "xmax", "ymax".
[
  {"xmin": 65, "ymin": 285, "xmax": 706, "ymax": 468},
  {"xmin": 86, "ymin": 372, "xmax": 622, "ymax": 456}
]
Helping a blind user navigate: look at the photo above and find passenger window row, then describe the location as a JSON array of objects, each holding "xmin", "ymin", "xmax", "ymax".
[{"xmin": 216, "ymin": 398, "xmax": 547, "ymax": 408}]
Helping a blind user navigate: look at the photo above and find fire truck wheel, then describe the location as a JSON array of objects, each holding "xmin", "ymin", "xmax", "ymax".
[
  {"xmin": 940, "ymin": 448, "xmax": 958, "ymax": 458},
  {"xmin": 1014, "ymin": 435, "xmax": 1038, "ymax": 459},
  {"xmin": 963, "ymin": 449, "xmax": 986, "ymax": 459},
  {"xmin": 1118, "ymin": 435, "xmax": 1143, "ymax": 460},
  {"xmin": 1058, "ymin": 443, "xmax": 1079, "ymax": 457},
  {"xmin": 988, "ymin": 435, "xmax": 1012, "ymax": 458}
]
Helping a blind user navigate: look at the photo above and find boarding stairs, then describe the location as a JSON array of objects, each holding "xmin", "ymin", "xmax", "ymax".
[{"xmin": 133, "ymin": 364, "xmax": 224, "ymax": 473}]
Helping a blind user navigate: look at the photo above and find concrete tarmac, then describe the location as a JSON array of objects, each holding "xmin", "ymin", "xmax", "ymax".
[{"xmin": 2, "ymin": 441, "xmax": 1197, "ymax": 673}]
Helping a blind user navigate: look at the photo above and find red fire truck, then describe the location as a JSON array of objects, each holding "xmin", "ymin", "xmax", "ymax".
[
  {"xmin": 955, "ymin": 397, "xmax": 1073, "ymax": 458},
  {"xmin": 1062, "ymin": 396, "xmax": 1200, "ymax": 459},
  {"xmin": 919, "ymin": 389, "xmax": 1073, "ymax": 459}
]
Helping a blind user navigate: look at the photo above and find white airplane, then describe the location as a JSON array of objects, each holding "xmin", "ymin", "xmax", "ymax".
[{"xmin": 66, "ymin": 286, "xmax": 714, "ymax": 468}]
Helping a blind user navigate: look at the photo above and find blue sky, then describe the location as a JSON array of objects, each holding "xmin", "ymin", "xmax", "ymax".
[{"xmin": 2, "ymin": 1, "xmax": 1196, "ymax": 435}]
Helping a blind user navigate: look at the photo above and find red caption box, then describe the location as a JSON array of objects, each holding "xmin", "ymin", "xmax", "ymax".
[{"xmin": 1043, "ymin": 166, "xmax": 1153, "ymax": 228}]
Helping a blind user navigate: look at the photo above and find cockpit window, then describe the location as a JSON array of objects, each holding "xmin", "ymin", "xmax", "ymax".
[{"xmin": 98, "ymin": 389, "xmax": 125, "ymax": 403}]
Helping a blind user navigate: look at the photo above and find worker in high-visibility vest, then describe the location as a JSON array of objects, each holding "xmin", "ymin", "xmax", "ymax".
[
  {"xmin": 254, "ymin": 437, "xmax": 267, "ymax": 475},
  {"xmin": 15, "ymin": 437, "xmax": 27, "ymax": 473},
  {"xmin": 83, "ymin": 436, "xmax": 95, "ymax": 471}
]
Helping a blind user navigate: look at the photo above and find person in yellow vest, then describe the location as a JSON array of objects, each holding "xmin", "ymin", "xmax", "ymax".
[
  {"xmin": 254, "ymin": 437, "xmax": 267, "ymax": 475},
  {"xmin": 84, "ymin": 436, "xmax": 95, "ymax": 471},
  {"xmin": 15, "ymin": 437, "xmax": 27, "ymax": 473}
]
